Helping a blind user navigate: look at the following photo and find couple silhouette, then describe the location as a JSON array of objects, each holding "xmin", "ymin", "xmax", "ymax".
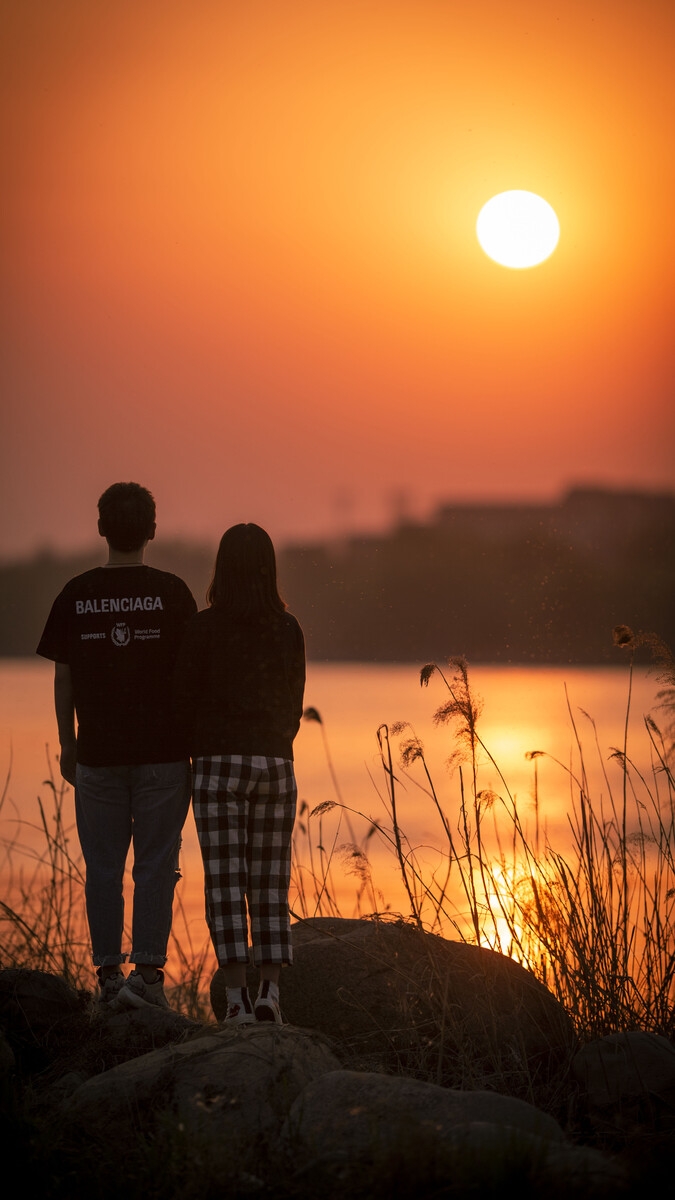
[{"xmin": 38, "ymin": 482, "xmax": 305, "ymax": 1025}]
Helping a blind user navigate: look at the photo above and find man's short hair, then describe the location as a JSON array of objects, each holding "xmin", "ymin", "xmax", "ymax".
[{"xmin": 98, "ymin": 483, "xmax": 156, "ymax": 552}]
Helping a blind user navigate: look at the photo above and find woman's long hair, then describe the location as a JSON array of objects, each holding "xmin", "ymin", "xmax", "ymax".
[{"xmin": 206, "ymin": 523, "xmax": 286, "ymax": 616}]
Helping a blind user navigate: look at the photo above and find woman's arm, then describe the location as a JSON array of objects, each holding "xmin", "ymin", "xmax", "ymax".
[{"xmin": 288, "ymin": 621, "xmax": 306, "ymax": 738}]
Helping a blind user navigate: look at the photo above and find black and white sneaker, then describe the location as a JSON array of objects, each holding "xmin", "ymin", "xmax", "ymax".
[
  {"xmin": 255, "ymin": 980, "xmax": 283, "ymax": 1024},
  {"xmin": 222, "ymin": 986, "xmax": 256, "ymax": 1025},
  {"xmin": 224, "ymin": 1001, "xmax": 257, "ymax": 1025}
]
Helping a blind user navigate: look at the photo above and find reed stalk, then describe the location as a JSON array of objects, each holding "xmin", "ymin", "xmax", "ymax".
[
  {"xmin": 2, "ymin": 636, "xmax": 673, "ymax": 1040},
  {"xmin": 291, "ymin": 641, "xmax": 675, "ymax": 1040}
]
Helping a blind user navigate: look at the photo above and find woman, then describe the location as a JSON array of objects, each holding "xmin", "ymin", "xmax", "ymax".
[{"xmin": 175, "ymin": 524, "xmax": 305, "ymax": 1024}]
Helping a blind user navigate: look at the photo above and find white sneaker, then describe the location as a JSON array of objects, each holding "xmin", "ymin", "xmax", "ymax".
[
  {"xmin": 255, "ymin": 980, "xmax": 283, "ymax": 1024},
  {"xmin": 223, "ymin": 1001, "xmax": 257, "ymax": 1026},
  {"xmin": 221, "ymin": 985, "xmax": 256, "ymax": 1025},
  {"xmin": 118, "ymin": 969, "xmax": 170, "ymax": 1010},
  {"xmin": 254, "ymin": 996, "xmax": 283, "ymax": 1024}
]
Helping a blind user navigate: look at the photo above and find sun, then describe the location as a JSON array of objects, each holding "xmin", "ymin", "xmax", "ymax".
[{"xmin": 476, "ymin": 191, "xmax": 560, "ymax": 269}]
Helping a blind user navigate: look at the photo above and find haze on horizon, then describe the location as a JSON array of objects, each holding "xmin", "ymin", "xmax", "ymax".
[{"xmin": 2, "ymin": 1, "xmax": 674, "ymax": 562}]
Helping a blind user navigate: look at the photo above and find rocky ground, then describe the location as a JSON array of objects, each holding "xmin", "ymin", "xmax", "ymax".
[{"xmin": 2, "ymin": 918, "xmax": 674, "ymax": 1198}]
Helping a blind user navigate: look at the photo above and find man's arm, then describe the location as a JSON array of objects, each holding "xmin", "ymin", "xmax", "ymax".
[{"xmin": 54, "ymin": 663, "xmax": 77, "ymax": 785}]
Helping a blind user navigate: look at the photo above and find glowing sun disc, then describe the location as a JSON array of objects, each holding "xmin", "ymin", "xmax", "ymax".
[{"xmin": 476, "ymin": 190, "xmax": 560, "ymax": 268}]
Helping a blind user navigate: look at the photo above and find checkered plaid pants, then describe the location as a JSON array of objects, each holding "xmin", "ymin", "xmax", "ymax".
[{"xmin": 192, "ymin": 755, "xmax": 297, "ymax": 966}]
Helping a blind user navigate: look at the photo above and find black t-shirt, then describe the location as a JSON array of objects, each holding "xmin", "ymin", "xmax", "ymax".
[
  {"xmin": 37, "ymin": 564, "xmax": 197, "ymax": 766},
  {"xmin": 174, "ymin": 607, "xmax": 305, "ymax": 760}
]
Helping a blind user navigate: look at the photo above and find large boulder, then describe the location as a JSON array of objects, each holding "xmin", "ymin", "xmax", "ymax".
[
  {"xmin": 212, "ymin": 918, "xmax": 577, "ymax": 1108},
  {"xmin": 573, "ymin": 1032, "xmax": 675, "ymax": 1108},
  {"xmin": 0, "ymin": 968, "xmax": 83, "ymax": 1043},
  {"xmin": 0, "ymin": 968, "xmax": 85, "ymax": 1074},
  {"xmin": 284, "ymin": 1067, "xmax": 566, "ymax": 1149},
  {"xmin": 571, "ymin": 1032, "xmax": 675, "ymax": 1191},
  {"xmin": 0, "ymin": 1027, "xmax": 16, "ymax": 1108},
  {"xmin": 0, "ymin": 968, "xmax": 202, "ymax": 1085},
  {"xmin": 65, "ymin": 1023, "xmax": 341, "ymax": 1148},
  {"xmin": 94, "ymin": 1004, "xmax": 200, "ymax": 1059},
  {"xmin": 283, "ymin": 1070, "xmax": 626, "ymax": 1197}
]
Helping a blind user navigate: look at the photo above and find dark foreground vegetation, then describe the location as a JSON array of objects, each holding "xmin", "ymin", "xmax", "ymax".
[
  {"xmin": 2, "ymin": 486, "xmax": 674, "ymax": 661},
  {"xmin": 1, "ymin": 633, "xmax": 674, "ymax": 1196}
]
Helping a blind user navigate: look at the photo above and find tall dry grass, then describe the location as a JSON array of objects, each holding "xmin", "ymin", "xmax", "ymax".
[
  {"xmin": 291, "ymin": 633, "xmax": 675, "ymax": 1040},
  {"xmin": 0, "ymin": 749, "xmax": 214, "ymax": 1020},
  {"xmin": 2, "ymin": 633, "xmax": 673, "ymax": 1040},
  {"xmin": 0, "ymin": 750, "xmax": 89, "ymax": 987}
]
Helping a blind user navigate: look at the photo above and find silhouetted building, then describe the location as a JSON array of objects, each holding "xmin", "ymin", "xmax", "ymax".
[
  {"xmin": 278, "ymin": 488, "xmax": 675, "ymax": 663},
  {"xmin": 1, "ymin": 488, "xmax": 673, "ymax": 663}
]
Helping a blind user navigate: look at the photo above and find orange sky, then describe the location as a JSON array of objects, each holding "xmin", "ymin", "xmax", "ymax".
[{"xmin": 2, "ymin": 0, "xmax": 674, "ymax": 558}]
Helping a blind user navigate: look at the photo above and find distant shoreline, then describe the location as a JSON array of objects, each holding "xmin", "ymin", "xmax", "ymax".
[{"xmin": 1, "ymin": 487, "xmax": 673, "ymax": 661}]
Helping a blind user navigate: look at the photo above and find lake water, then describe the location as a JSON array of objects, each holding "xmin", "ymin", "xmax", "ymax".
[{"xmin": 0, "ymin": 658, "xmax": 665, "ymax": 969}]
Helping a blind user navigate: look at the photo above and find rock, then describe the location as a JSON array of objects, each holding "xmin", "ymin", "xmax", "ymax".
[
  {"xmin": 538, "ymin": 1141, "xmax": 628, "ymax": 1196},
  {"xmin": 43, "ymin": 1069, "xmax": 89, "ymax": 1103},
  {"xmin": 571, "ymin": 1032, "xmax": 675, "ymax": 1190},
  {"xmin": 0, "ymin": 969, "xmax": 202, "ymax": 1088},
  {"xmin": 0, "ymin": 1028, "xmax": 16, "ymax": 1111},
  {"xmin": 573, "ymin": 1032, "xmax": 675, "ymax": 1107},
  {"xmin": 284, "ymin": 1067, "xmax": 566, "ymax": 1150},
  {"xmin": 2, "ymin": 962, "xmax": 657, "ymax": 1194},
  {"xmin": 0, "ymin": 968, "xmax": 83, "ymax": 1045},
  {"xmin": 0, "ymin": 968, "xmax": 86, "ymax": 1075},
  {"xmin": 212, "ymin": 918, "xmax": 577, "ymax": 1106},
  {"xmin": 438, "ymin": 1125, "xmax": 626, "ymax": 1196},
  {"xmin": 284, "ymin": 1070, "xmax": 625, "ymax": 1197},
  {"xmin": 97, "ymin": 1004, "xmax": 200, "ymax": 1057},
  {"xmin": 0, "ymin": 1028, "xmax": 15, "ymax": 1076},
  {"xmin": 65, "ymin": 1023, "xmax": 342, "ymax": 1147}
]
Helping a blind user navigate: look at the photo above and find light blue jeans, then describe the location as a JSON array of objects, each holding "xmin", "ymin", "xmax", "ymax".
[{"xmin": 75, "ymin": 761, "xmax": 191, "ymax": 967}]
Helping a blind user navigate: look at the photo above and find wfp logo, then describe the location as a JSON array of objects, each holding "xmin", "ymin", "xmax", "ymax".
[{"xmin": 111, "ymin": 622, "xmax": 131, "ymax": 648}]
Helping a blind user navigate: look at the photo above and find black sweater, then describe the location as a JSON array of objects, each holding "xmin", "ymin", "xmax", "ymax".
[{"xmin": 174, "ymin": 607, "xmax": 305, "ymax": 760}]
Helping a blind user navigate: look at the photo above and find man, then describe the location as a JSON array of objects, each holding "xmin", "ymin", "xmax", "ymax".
[{"xmin": 37, "ymin": 482, "xmax": 197, "ymax": 1009}]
